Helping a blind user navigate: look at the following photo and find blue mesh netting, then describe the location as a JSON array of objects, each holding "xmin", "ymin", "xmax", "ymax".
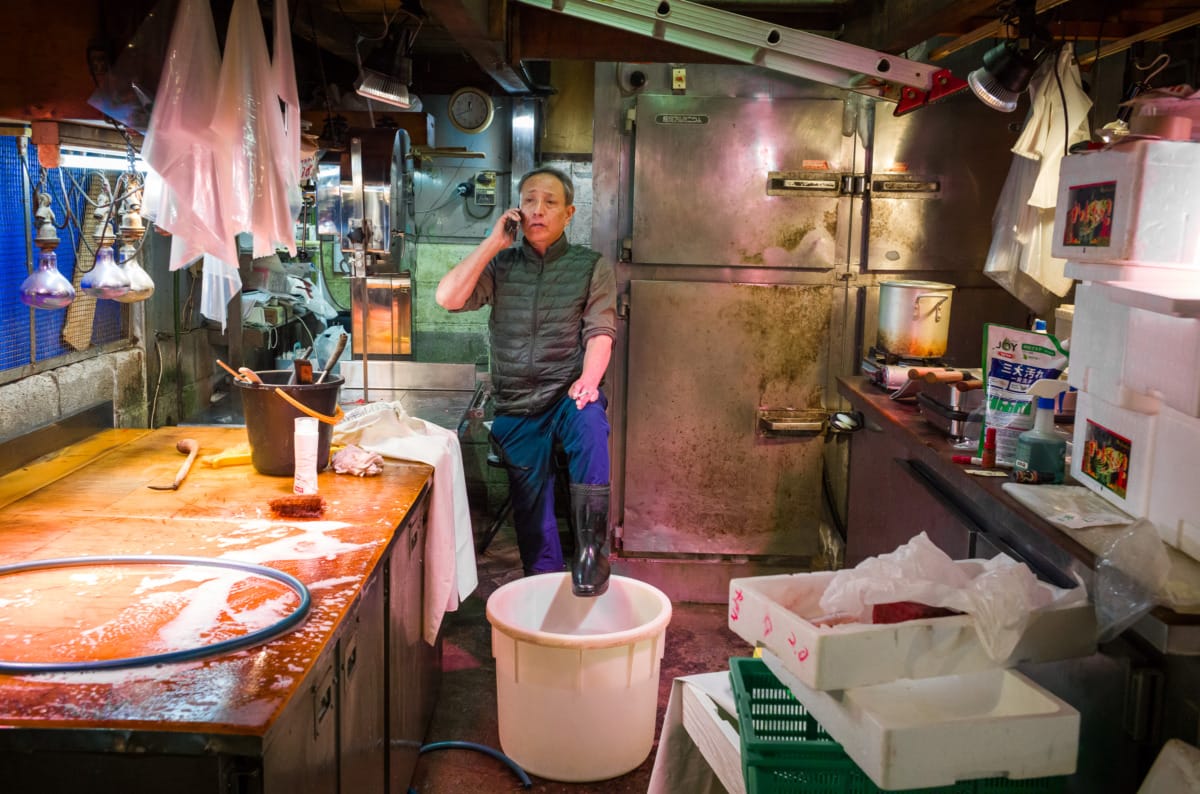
[{"xmin": 0, "ymin": 136, "xmax": 129, "ymax": 373}]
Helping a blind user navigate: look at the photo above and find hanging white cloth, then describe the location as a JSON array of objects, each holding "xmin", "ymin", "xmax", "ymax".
[
  {"xmin": 1013, "ymin": 44, "xmax": 1094, "ymax": 209},
  {"xmin": 986, "ymin": 45, "xmax": 1092, "ymax": 304},
  {"xmin": 332, "ymin": 402, "xmax": 478, "ymax": 645}
]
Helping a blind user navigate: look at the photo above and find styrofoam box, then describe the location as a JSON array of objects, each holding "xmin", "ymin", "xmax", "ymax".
[
  {"xmin": 727, "ymin": 568, "xmax": 1095, "ymax": 692},
  {"xmin": 761, "ymin": 650, "xmax": 1080, "ymax": 791},
  {"xmin": 1120, "ymin": 291, "xmax": 1200, "ymax": 419},
  {"xmin": 1071, "ymin": 390, "xmax": 1158, "ymax": 518},
  {"xmin": 1067, "ymin": 282, "xmax": 1127, "ymax": 398},
  {"xmin": 1147, "ymin": 402, "xmax": 1200, "ymax": 560},
  {"xmin": 1052, "ymin": 140, "xmax": 1200, "ymax": 270}
]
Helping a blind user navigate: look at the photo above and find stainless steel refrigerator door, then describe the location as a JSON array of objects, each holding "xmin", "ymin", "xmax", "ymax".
[
  {"xmin": 631, "ymin": 95, "xmax": 851, "ymax": 269},
  {"xmin": 622, "ymin": 279, "xmax": 832, "ymax": 556},
  {"xmin": 865, "ymin": 95, "xmax": 1019, "ymax": 273}
]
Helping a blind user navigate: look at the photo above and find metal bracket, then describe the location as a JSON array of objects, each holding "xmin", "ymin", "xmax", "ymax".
[{"xmin": 518, "ymin": 0, "xmax": 967, "ymax": 112}]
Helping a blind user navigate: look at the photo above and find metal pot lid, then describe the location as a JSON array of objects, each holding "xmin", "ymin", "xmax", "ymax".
[{"xmin": 880, "ymin": 280, "xmax": 956, "ymax": 290}]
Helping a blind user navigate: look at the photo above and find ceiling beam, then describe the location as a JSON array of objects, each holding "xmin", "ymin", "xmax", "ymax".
[
  {"xmin": 840, "ymin": 0, "xmax": 999, "ymax": 54},
  {"xmin": 424, "ymin": 0, "xmax": 530, "ymax": 94}
]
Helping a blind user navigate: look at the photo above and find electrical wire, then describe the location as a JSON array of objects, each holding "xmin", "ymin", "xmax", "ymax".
[{"xmin": 0, "ymin": 556, "xmax": 312, "ymax": 674}]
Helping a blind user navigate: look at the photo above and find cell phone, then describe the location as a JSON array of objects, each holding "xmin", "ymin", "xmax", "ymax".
[{"xmin": 504, "ymin": 210, "xmax": 522, "ymax": 237}]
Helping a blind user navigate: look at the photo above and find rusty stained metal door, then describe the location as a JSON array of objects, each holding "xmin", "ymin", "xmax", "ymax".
[{"xmin": 622, "ymin": 280, "xmax": 833, "ymax": 557}]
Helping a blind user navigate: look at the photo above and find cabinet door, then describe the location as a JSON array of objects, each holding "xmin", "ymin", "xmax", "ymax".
[
  {"xmin": 262, "ymin": 652, "xmax": 339, "ymax": 794},
  {"xmin": 387, "ymin": 494, "xmax": 435, "ymax": 793},
  {"xmin": 845, "ymin": 421, "xmax": 971, "ymax": 565},
  {"xmin": 339, "ymin": 572, "xmax": 386, "ymax": 793}
]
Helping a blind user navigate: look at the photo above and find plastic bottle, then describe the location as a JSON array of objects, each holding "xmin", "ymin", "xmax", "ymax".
[
  {"xmin": 293, "ymin": 417, "xmax": 319, "ymax": 494},
  {"xmin": 1012, "ymin": 379, "xmax": 1069, "ymax": 484},
  {"xmin": 981, "ymin": 426, "xmax": 997, "ymax": 468}
]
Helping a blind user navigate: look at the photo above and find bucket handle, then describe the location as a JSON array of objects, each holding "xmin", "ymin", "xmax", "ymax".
[
  {"xmin": 273, "ymin": 387, "xmax": 346, "ymax": 426},
  {"xmin": 912, "ymin": 293, "xmax": 949, "ymax": 321}
]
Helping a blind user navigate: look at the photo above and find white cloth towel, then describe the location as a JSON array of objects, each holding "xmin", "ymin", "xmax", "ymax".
[{"xmin": 333, "ymin": 402, "xmax": 478, "ymax": 644}]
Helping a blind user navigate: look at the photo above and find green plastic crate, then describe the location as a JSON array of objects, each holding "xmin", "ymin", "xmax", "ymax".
[{"xmin": 729, "ymin": 657, "xmax": 1067, "ymax": 794}]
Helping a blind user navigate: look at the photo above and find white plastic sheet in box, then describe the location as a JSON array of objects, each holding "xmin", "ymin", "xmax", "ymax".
[
  {"xmin": 761, "ymin": 650, "xmax": 1080, "ymax": 791},
  {"xmin": 727, "ymin": 568, "xmax": 1095, "ymax": 691},
  {"xmin": 1052, "ymin": 139, "xmax": 1200, "ymax": 271}
]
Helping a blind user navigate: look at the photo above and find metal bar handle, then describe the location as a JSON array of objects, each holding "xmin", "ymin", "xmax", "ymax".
[{"xmin": 912, "ymin": 293, "xmax": 949, "ymax": 321}]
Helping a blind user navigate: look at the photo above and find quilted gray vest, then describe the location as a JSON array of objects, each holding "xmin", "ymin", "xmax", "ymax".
[{"xmin": 488, "ymin": 242, "xmax": 602, "ymax": 415}]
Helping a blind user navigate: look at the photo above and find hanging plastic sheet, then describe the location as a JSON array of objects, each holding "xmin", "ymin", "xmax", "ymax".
[
  {"xmin": 212, "ymin": 0, "xmax": 298, "ymax": 259},
  {"xmin": 272, "ymin": 0, "xmax": 304, "ymax": 249},
  {"xmin": 140, "ymin": 0, "xmax": 240, "ymax": 273},
  {"xmin": 198, "ymin": 252, "xmax": 243, "ymax": 332}
]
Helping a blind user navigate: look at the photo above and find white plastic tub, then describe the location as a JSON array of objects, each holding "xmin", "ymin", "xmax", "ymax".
[{"xmin": 486, "ymin": 572, "xmax": 672, "ymax": 782}]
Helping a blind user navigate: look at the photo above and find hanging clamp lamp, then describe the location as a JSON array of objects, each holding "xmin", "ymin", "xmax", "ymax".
[{"xmin": 967, "ymin": 0, "xmax": 1055, "ymax": 112}]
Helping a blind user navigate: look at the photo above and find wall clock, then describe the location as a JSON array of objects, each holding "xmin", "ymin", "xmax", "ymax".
[{"xmin": 448, "ymin": 86, "xmax": 495, "ymax": 134}]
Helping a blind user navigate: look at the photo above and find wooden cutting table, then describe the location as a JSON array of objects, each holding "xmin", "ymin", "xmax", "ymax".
[{"xmin": 0, "ymin": 425, "xmax": 437, "ymax": 794}]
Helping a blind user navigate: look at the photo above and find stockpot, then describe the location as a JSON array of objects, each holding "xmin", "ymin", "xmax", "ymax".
[{"xmin": 876, "ymin": 280, "xmax": 955, "ymax": 359}]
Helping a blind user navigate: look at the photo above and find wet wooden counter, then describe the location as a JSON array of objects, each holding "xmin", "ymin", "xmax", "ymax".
[{"xmin": 0, "ymin": 425, "xmax": 437, "ymax": 794}]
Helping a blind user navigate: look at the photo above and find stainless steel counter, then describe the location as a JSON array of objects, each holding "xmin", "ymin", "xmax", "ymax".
[{"xmin": 837, "ymin": 375, "xmax": 1200, "ymax": 655}]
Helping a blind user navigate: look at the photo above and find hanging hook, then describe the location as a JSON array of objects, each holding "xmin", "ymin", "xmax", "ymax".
[{"xmin": 1134, "ymin": 53, "xmax": 1171, "ymax": 85}]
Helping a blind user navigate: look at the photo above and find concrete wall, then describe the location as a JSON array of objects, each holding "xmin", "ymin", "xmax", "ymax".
[{"xmin": 0, "ymin": 348, "xmax": 147, "ymax": 441}]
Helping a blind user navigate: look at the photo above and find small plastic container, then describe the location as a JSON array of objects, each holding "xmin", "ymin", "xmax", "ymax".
[{"xmin": 293, "ymin": 417, "xmax": 319, "ymax": 495}]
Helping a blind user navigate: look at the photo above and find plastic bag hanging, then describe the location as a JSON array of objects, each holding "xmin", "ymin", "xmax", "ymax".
[
  {"xmin": 212, "ymin": 0, "xmax": 297, "ymax": 258},
  {"xmin": 272, "ymin": 0, "xmax": 303, "ymax": 249},
  {"xmin": 141, "ymin": 0, "xmax": 239, "ymax": 270}
]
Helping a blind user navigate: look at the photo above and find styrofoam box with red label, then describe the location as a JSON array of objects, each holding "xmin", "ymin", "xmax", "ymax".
[
  {"xmin": 1071, "ymin": 390, "xmax": 1158, "ymax": 519},
  {"xmin": 1052, "ymin": 139, "xmax": 1200, "ymax": 270},
  {"xmin": 760, "ymin": 650, "xmax": 1080, "ymax": 791},
  {"xmin": 727, "ymin": 568, "xmax": 1095, "ymax": 692}
]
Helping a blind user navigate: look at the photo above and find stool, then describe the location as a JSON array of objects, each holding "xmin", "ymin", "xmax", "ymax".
[{"xmin": 477, "ymin": 435, "xmax": 574, "ymax": 554}]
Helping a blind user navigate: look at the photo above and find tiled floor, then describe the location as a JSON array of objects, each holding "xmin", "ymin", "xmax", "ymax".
[{"xmin": 409, "ymin": 524, "xmax": 749, "ymax": 794}]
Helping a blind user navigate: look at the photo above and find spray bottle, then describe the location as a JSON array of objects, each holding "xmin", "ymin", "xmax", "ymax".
[{"xmin": 1012, "ymin": 379, "xmax": 1070, "ymax": 484}]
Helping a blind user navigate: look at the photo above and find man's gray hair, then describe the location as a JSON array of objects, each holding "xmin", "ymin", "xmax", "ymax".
[{"xmin": 517, "ymin": 167, "xmax": 575, "ymax": 206}]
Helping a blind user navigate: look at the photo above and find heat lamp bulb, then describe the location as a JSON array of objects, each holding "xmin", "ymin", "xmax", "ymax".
[
  {"xmin": 80, "ymin": 243, "xmax": 131, "ymax": 300},
  {"xmin": 19, "ymin": 248, "xmax": 76, "ymax": 310},
  {"xmin": 115, "ymin": 243, "xmax": 155, "ymax": 303}
]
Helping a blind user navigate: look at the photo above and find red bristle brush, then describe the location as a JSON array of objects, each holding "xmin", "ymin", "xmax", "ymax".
[{"xmin": 270, "ymin": 494, "xmax": 326, "ymax": 518}]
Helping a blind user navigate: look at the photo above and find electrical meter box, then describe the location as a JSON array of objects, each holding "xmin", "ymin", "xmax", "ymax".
[{"xmin": 474, "ymin": 171, "xmax": 497, "ymax": 206}]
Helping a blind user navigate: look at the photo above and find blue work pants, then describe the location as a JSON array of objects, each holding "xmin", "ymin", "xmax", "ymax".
[{"xmin": 491, "ymin": 391, "xmax": 610, "ymax": 574}]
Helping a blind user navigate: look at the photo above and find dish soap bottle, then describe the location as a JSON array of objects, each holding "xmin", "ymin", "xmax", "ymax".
[{"xmin": 1012, "ymin": 379, "xmax": 1069, "ymax": 484}]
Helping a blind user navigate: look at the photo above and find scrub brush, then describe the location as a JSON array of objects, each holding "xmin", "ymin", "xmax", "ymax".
[{"xmin": 270, "ymin": 494, "xmax": 326, "ymax": 518}]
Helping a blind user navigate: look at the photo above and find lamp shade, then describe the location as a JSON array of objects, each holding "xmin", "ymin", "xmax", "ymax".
[{"xmin": 968, "ymin": 41, "xmax": 1041, "ymax": 112}]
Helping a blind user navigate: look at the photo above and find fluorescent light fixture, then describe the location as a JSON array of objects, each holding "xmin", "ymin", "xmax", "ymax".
[
  {"xmin": 58, "ymin": 146, "xmax": 148, "ymax": 172},
  {"xmin": 355, "ymin": 69, "xmax": 413, "ymax": 110}
]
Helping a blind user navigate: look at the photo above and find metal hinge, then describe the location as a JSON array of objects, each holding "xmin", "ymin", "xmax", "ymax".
[
  {"xmin": 617, "ymin": 291, "xmax": 631, "ymax": 319},
  {"xmin": 840, "ymin": 174, "xmax": 868, "ymax": 196}
]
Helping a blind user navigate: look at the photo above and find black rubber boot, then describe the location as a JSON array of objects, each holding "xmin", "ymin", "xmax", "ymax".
[{"xmin": 569, "ymin": 483, "xmax": 611, "ymax": 597}]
